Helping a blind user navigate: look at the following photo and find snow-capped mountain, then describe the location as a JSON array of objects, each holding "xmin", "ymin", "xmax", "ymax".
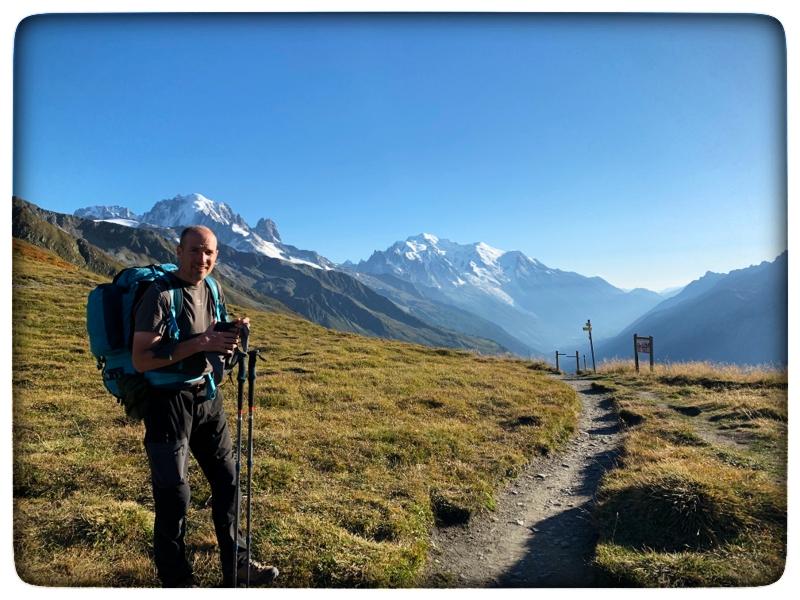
[
  {"xmin": 74, "ymin": 205, "xmax": 140, "ymax": 223},
  {"xmin": 349, "ymin": 233, "xmax": 663, "ymax": 351},
  {"xmin": 357, "ymin": 233, "xmax": 532, "ymax": 305},
  {"xmin": 254, "ymin": 218, "xmax": 281, "ymax": 243},
  {"xmin": 74, "ymin": 193, "xmax": 333, "ymax": 270}
]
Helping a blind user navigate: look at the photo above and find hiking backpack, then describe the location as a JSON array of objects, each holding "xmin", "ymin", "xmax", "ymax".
[{"xmin": 86, "ymin": 264, "xmax": 228, "ymax": 414}]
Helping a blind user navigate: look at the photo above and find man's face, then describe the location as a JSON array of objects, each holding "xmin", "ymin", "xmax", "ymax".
[{"xmin": 176, "ymin": 230, "xmax": 218, "ymax": 283}]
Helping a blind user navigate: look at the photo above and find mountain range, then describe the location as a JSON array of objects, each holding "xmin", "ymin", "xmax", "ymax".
[
  {"xmin": 13, "ymin": 197, "xmax": 508, "ymax": 355},
  {"xmin": 343, "ymin": 234, "xmax": 665, "ymax": 352},
  {"xmin": 77, "ymin": 193, "xmax": 335, "ymax": 270},
  {"xmin": 10, "ymin": 192, "xmax": 787, "ymax": 366},
  {"xmin": 71, "ymin": 193, "xmax": 669, "ymax": 355},
  {"xmin": 596, "ymin": 253, "xmax": 787, "ymax": 365}
]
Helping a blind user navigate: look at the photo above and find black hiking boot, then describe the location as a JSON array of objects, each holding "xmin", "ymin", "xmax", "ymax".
[
  {"xmin": 223, "ymin": 559, "xmax": 279, "ymax": 587},
  {"xmin": 164, "ymin": 574, "xmax": 197, "ymax": 588}
]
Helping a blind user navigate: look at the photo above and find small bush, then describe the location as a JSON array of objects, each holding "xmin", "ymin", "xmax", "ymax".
[{"xmin": 596, "ymin": 473, "xmax": 744, "ymax": 551}]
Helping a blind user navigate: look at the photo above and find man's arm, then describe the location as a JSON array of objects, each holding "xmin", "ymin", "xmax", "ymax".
[{"xmin": 131, "ymin": 322, "xmax": 240, "ymax": 373}]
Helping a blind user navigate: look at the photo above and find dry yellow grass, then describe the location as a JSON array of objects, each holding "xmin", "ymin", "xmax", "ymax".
[
  {"xmin": 589, "ymin": 361, "xmax": 787, "ymax": 586},
  {"xmin": 12, "ymin": 239, "xmax": 580, "ymax": 587},
  {"xmin": 597, "ymin": 358, "xmax": 785, "ymax": 384}
]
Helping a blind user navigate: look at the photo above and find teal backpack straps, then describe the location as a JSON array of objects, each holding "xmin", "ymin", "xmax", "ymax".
[
  {"xmin": 203, "ymin": 275, "xmax": 225, "ymax": 401},
  {"xmin": 205, "ymin": 275, "xmax": 228, "ymax": 323},
  {"xmin": 205, "ymin": 372, "xmax": 217, "ymax": 401},
  {"xmin": 144, "ymin": 275, "xmax": 221, "ymax": 400},
  {"xmin": 166, "ymin": 285, "xmax": 183, "ymax": 341}
]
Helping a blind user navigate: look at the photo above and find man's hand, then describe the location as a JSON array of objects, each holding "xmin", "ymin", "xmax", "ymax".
[
  {"xmin": 233, "ymin": 317, "xmax": 251, "ymax": 352},
  {"xmin": 195, "ymin": 321, "xmax": 240, "ymax": 355},
  {"xmin": 132, "ymin": 319, "xmax": 248, "ymax": 373}
]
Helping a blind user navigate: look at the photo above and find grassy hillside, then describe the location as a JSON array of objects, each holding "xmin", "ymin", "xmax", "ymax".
[
  {"xmin": 587, "ymin": 361, "xmax": 787, "ymax": 586},
  {"xmin": 12, "ymin": 239, "xmax": 579, "ymax": 587}
]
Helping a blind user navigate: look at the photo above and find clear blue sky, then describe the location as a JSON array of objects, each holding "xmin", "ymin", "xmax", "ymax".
[{"xmin": 13, "ymin": 13, "xmax": 786, "ymax": 291}]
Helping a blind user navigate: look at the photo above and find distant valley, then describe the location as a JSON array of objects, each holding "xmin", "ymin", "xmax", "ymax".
[{"xmin": 596, "ymin": 254, "xmax": 787, "ymax": 365}]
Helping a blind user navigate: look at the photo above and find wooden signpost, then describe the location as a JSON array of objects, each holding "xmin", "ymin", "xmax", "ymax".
[
  {"xmin": 633, "ymin": 333, "xmax": 654, "ymax": 372},
  {"xmin": 555, "ymin": 351, "xmax": 567, "ymax": 372},
  {"xmin": 582, "ymin": 319, "xmax": 596, "ymax": 373},
  {"xmin": 554, "ymin": 350, "xmax": 580, "ymax": 373}
]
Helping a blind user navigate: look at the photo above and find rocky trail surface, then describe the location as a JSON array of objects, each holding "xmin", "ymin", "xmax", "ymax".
[{"xmin": 424, "ymin": 375, "xmax": 623, "ymax": 587}]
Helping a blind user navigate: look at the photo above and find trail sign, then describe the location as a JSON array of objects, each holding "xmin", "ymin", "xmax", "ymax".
[
  {"xmin": 633, "ymin": 334, "xmax": 654, "ymax": 372},
  {"xmin": 583, "ymin": 319, "xmax": 596, "ymax": 372}
]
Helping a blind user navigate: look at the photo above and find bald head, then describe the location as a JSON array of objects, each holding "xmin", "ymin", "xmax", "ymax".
[
  {"xmin": 176, "ymin": 226, "xmax": 219, "ymax": 284},
  {"xmin": 179, "ymin": 225, "xmax": 216, "ymax": 247}
]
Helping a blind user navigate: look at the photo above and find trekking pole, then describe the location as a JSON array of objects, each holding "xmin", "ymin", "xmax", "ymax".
[
  {"xmin": 232, "ymin": 350, "xmax": 246, "ymax": 588},
  {"xmin": 246, "ymin": 349, "xmax": 264, "ymax": 587}
]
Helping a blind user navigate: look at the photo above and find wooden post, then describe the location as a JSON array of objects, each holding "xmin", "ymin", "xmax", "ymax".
[
  {"xmin": 649, "ymin": 336, "xmax": 654, "ymax": 372},
  {"xmin": 583, "ymin": 355, "xmax": 587, "ymax": 370},
  {"xmin": 587, "ymin": 319, "xmax": 596, "ymax": 373},
  {"xmin": 555, "ymin": 351, "xmax": 559, "ymax": 372},
  {"xmin": 575, "ymin": 351, "xmax": 580, "ymax": 373},
  {"xmin": 633, "ymin": 333, "xmax": 640, "ymax": 373}
]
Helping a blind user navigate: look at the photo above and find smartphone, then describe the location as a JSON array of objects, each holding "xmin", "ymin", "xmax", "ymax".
[{"xmin": 214, "ymin": 321, "xmax": 239, "ymax": 333}]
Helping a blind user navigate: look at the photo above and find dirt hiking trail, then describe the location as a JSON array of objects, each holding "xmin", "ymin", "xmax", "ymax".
[{"xmin": 424, "ymin": 375, "xmax": 622, "ymax": 587}]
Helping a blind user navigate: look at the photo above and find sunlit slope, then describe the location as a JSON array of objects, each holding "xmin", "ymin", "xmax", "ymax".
[
  {"xmin": 590, "ymin": 361, "xmax": 787, "ymax": 586},
  {"xmin": 12, "ymin": 239, "xmax": 579, "ymax": 587}
]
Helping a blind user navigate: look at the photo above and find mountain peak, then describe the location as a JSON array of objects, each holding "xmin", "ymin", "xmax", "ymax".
[
  {"xmin": 178, "ymin": 192, "xmax": 210, "ymax": 203},
  {"xmin": 475, "ymin": 241, "xmax": 505, "ymax": 265},
  {"xmin": 139, "ymin": 193, "xmax": 235, "ymax": 228},
  {"xmin": 74, "ymin": 205, "xmax": 140, "ymax": 220},
  {"xmin": 421, "ymin": 232, "xmax": 439, "ymax": 244},
  {"xmin": 404, "ymin": 232, "xmax": 442, "ymax": 248},
  {"xmin": 254, "ymin": 217, "xmax": 281, "ymax": 243},
  {"xmin": 73, "ymin": 192, "xmax": 331, "ymax": 270}
]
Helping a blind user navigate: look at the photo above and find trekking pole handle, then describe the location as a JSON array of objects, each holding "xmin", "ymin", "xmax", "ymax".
[
  {"xmin": 240, "ymin": 323, "xmax": 250, "ymax": 355},
  {"xmin": 236, "ymin": 353, "xmax": 247, "ymax": 414},
  {"xmin": 236, "ymin": 351, "xmax": 247, "ymax": 383},
  {"xmin": 247, "ymin": 350, "xmax": 258, "ymax": 381}
]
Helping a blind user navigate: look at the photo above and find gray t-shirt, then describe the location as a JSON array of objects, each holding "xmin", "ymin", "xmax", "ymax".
[{"xmin": 134, "ymin": 275, "xmax": 227, "ymax": 381}]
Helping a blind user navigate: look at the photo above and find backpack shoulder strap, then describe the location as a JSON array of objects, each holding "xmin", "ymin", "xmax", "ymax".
[
  {"xmin": 166, "ymin": 286, "xmax": 183, "ymax": 340},
  {"xmin": 204, "ymin": 275, "xmax": 228, "ymax": 322},
  {"xmin": 154, "ymin": 272, "xmax": 183, "ymax": 341}
]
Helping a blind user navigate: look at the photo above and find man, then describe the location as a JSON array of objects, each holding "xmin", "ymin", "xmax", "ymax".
[{"xmin": 131, "ymin": 225, "xmax": 279, "ymax": 587}]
